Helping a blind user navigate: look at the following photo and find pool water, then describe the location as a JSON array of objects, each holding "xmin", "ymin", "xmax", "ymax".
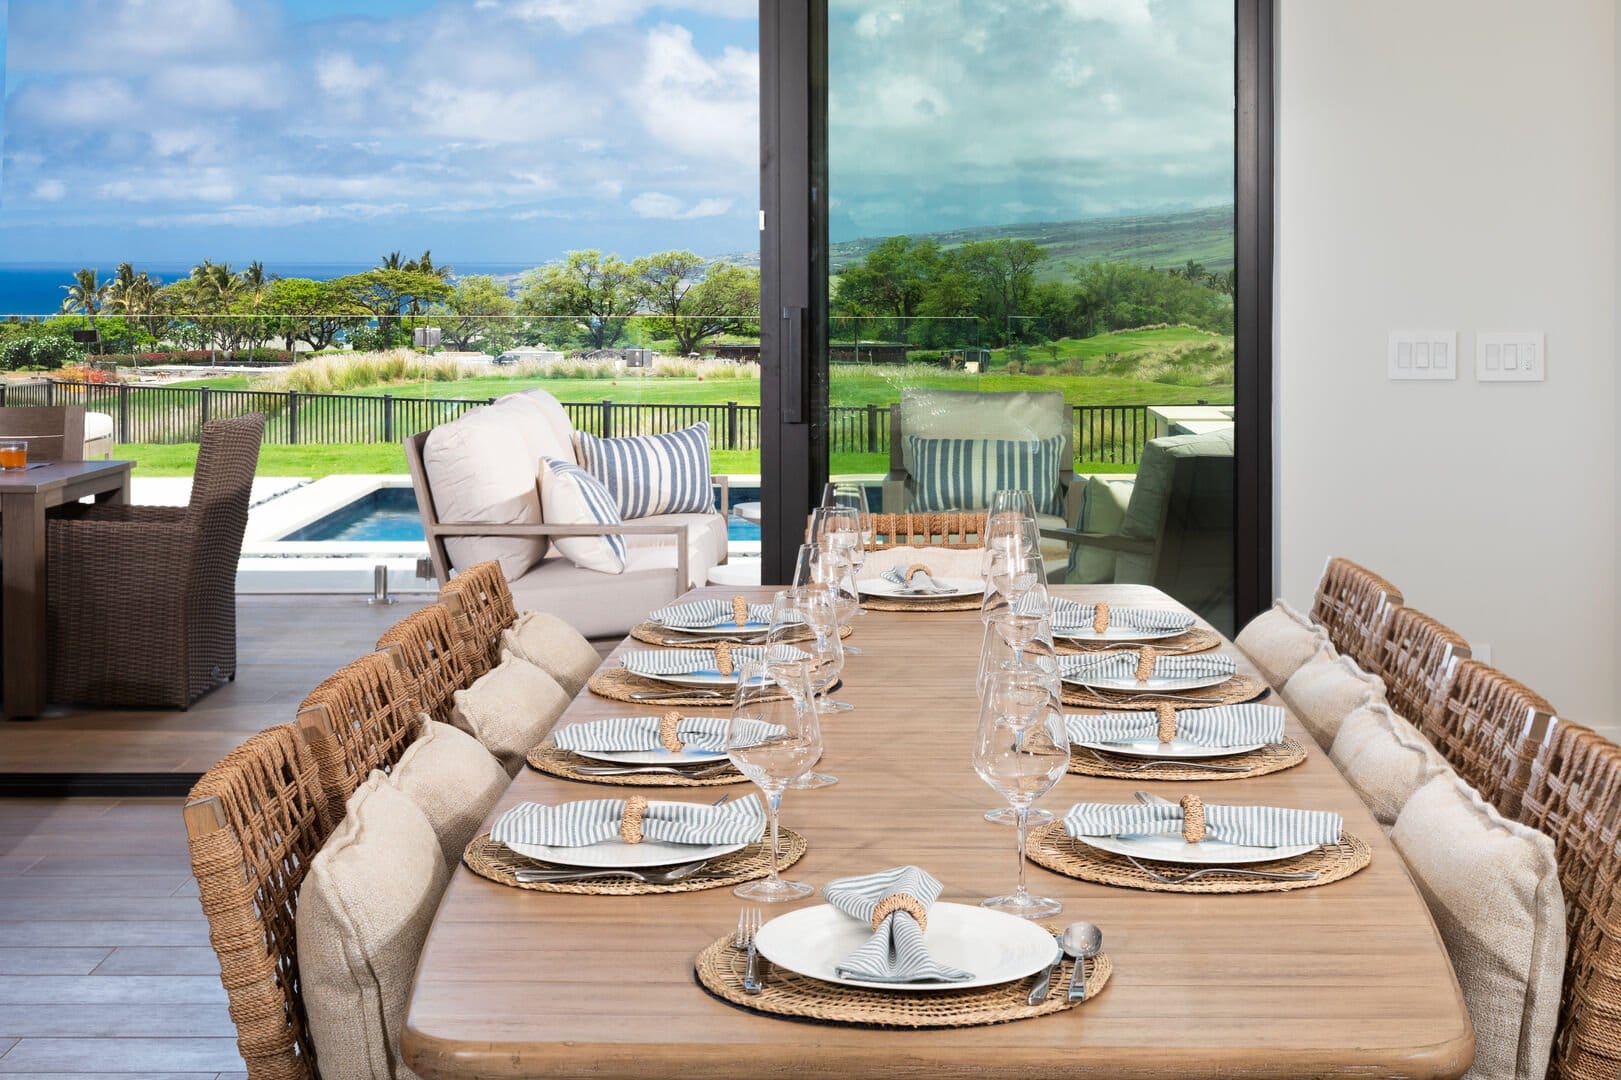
[{"xmin": 282, "ymin": 486, "xmax": 768, "ymax": 542}]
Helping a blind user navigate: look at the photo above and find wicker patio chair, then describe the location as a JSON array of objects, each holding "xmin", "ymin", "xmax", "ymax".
[
  {"xmin": 1516, "ymin": 723, "xmax": 1621, "ymax": 1080},
  {"xmin": 1372, "ymin": 606, "xmax": 1470, "ymax": 725},
  {"xmin": 1419, "ymin": 659, "xmax": 1556, "ymax": 819},
  {"xmin": 376, "ymin": 603, "xmax": 472, "ymax": 726},
  {"xmin": 867, "ymin": 512, "xmax": 987, "ymax": 550},
  {"xmin": 47, "ymin": 412, "xmax": 265, "ymax": 708},
  {"xmin": 184, "ymin": 724, "xmax": 328, "ymax": 1080},
  {"xmin": 440, "ymin": 560, "xmax": 519, "ymax": 679},
  {"xmin": 1309, "ymin": 556, "xmax": 1403, "ymax": 671},
  {"xmin": 296, "ymin": 652, "xmax": 419, "ymax": 824}
]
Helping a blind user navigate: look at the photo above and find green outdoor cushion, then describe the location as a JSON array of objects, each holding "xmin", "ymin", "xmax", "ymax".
[
  {"xmin": 1068, "ymin": 475, "xmax": 1135, "ymax": 584},
  {"xmin": 1114, "ymin": 429, "xmax": 1235, "ymax": 583}
]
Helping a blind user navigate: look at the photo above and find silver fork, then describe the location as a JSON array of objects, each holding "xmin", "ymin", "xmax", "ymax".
[
  {"xmin": 513, "ymin": 859, "xmax": 712, "ymax": 884},
  {"xmin": 1085, "ymin": 748, "xmax": 1248, "ymax": 773},
  {"xmin": 574, "ymin": 762, "xmax": 737, "ymax": 778},
  {"xmin": 628, "ymin": 688, "xmax": 729, "ymax": 701},
  {"xmin": 736, "ymin": 907, "xmax": 764, "ymax": 994},
  {"xmin": 1123, "ymin": 853, "xmax": 1318, "ymax": 884}
]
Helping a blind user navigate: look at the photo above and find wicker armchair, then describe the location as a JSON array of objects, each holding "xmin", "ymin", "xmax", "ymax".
[
  {"xmin": 46, "ymin": 413, "xmax": 264, "ymax": 708},
  {"xmin": 376, "ymin": 603, "xmax": 472, "ymax": 725},
  {"xmin": 1371, "ymin": 606, "xmax": 1470, "ymax": 724},
  {"xmin": 1421, "ymin": 659, "xmax": 1556, "ymax": 819},
  {"xmin": 296, "ymin": 652, "xmax": 420, "ymax": 824},
  {"xmin": 1309, "ymin": 557, "xmax": 1402, "ymax": 672},
  {"xmin": 440, "ymin": 560, "xmax": 519, "ymax": 679}
]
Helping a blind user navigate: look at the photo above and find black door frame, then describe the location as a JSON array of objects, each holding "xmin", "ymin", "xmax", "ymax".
[{"xmin": 760, "ymin": 0, "xmax": 1273, "ymax": 622}]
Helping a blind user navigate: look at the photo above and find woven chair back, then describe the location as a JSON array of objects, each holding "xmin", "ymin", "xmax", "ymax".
[
  {"xmin": 376, "ymin": 603, "xmax": 472, "ymax": 726},
  {"xmin": 0, "ymin": 405, "xmax": 86, "ymax": 461},
  {"xmin": 1309, "ymin": 557, "xmax": 1403, "ymax": 670},
  {"xmin": 296, "ymin": 652, "xmax": 419, "ymax": 824},
  {"xmin": 1373, "ymin": 606, "xmax": 1470, "ymax": 726},
  {"xmin": 1420, "ymin": 659, "xmax": 1556, "ymax": 818},
  {"xmin": 185, "ymin": 725, "xmax": 328, "ymax": 1080},
  {"xmin": 439, "ymin": 560, "xmax": 519, "ymax": 678},
  {"xmin": 867, "ymin": 512, "xmax": 987, "ymax": 550},
  {"xmin": 1517, "ymin": 723, "xmax": 1621, "ymax": 1080}
]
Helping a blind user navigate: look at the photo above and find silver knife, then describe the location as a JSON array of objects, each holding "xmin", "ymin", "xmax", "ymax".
[
  {"xmin": 1026, "ymin": 939, "xmax": 1064, "ymax": 1005},
  {"xmin": 742, "ymin": 940, "xmax": 764, "ymax": 995}
]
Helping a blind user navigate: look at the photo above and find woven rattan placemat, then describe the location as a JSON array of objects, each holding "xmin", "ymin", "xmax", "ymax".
[
  {"xmin": 1056, "ymin": 627, "xmax": 1221, "ymax": 655},
  {"xmin": 694, "ymin": 926, "xmax": 1112, "ymax": 1028},
  {"xmin": 1025, "ymin": 820, "xmax": 1371, "ymax": 894},
  {"xmin": 462, "ymin": 828, "xmax": 807, "ymax": 895},
  {"xmin": 860, "ymin": 594, "xmax": 983, "ymax": 613},
  {"xmin": 1061, "ymin": 673, "xmax": 1267, "ymax": 710},
  {"xmin": 1067, "ymin": 737, "xmax": 1308, "ymax": 782},
  {"xmin": 527, "ymin": 741, "xmax": 750, "ymax": 787},
  {"xmin": 630, "ymin": 623, "xmax": 852, "ymax": 649},
  {"xmin": 588, "ymin": 668, "xmax": 790, "ymax": 707}
]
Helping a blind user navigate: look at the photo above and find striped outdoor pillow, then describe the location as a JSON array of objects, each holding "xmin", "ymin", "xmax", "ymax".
[
  {"xmin": 538, "ymin": 457, "xmax": 626, "ymax": 574},
  {"xmin": 574, "ymin": 422, "xmax": 714, "ymax": 519},
  {"xmin": 906, "ymin": 435, "xmax": 1064, "ymax": 517}
]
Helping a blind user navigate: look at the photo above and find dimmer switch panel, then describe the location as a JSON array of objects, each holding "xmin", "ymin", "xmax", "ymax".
[
  {"xmin": 1477, "ymin": 332, "xmax": 1545, "ymax": 382},
  {"xmin": 1389, "ymin": 331, "xmax": 1457, "ymax": 380}
]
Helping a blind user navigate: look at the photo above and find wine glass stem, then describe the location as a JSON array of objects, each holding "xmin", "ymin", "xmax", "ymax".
[
  {"xmin": 1014, "ymin": 806, "xmax": 1030, "ymax": 897},
  {"xmin": 764, "ymin": 789, "xmax": 784, "ymax": 885}
]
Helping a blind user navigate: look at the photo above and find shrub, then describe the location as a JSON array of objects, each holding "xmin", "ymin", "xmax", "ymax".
[
  {"xmin": 0, "ymin": 336, "xmax": 83, "ymax": 371},
  {"xmin": 251, "ymin": 350, "xmax": 475, "ymax": 393}
]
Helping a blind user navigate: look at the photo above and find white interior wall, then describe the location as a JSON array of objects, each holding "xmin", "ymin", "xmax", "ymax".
[{"xmin": 1275, "ymin": 0, "xmax": 1619, "ymax": 735}]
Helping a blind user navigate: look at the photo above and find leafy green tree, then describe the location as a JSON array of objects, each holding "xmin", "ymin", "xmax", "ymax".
[
  {"xmin": 436, "ymin": 275, "xmax": 516, "ymax": 352},
  {"xmin": 517, "ymin": 250, "xmax": 641, "ymax": 350},
  {"xmin": 264, "ymin": 277, "xmax": 363, "ymax": 352},
  {"xmin": 633, "ymin": 252, "xmax": 760, "ymax": 353},
  {"xmin": 334, "ymin": 269, "xmax": 452, "ymax": 347},
  {"xmin": 59, "ymin": 268, "xmax": 111, "ymax": 350},
  {"xmin": 954, "ymin": 239, "xmax": 1044, "ymax": 345}
]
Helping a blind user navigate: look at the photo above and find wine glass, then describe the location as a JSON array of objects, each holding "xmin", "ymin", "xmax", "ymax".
[
  {"xmin": 728, "ymin": 658, "xmax": 822, "ymax": 902},
  {"xmin": 770, "ymin": 588, "xmax": 844, "ymax": 788},
  {"xmin": 793, "ymin": 542, "xmax": 864, "ymax": 654},
  {"xmin": 973, "ymin": 669, "xmax": 1069, "ymax": 918},
  {"xmin": 976, "ymin": 637, "xmax": 1060, "ymax": 828},
  {"xmin": 821, "ymin": 482, "xmax": 874, "ymax": 571},
  {"xmin": 983, "ymin": 489, "xmax": 1041, "ymax": 576}
]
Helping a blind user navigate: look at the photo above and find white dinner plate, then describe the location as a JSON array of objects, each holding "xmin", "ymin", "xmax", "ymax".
[
  {"xmin": 1063, "ymin": 671, "xmax": 1233, "ymax": 693},
  {"xmin": 1052, "ymin": 623, "xmax": 1187, "ymax": 643},
  {"xmin": 1075, "ymin": 832, "xmax": 1317, "ymax": 866},
  {"xmin": 568, "ymin": 746, "xmax": 729, "ymax": 766},
  {"xmin": 753, "ymin": 901, "xmax": 1057, "ymax": 992},
  {"xmin": 856, "ymin": 576, "xmax": 986, "ymax": 600},
  {"xmin": 1075, "ymin": 737, "xmax": 1264, "ymax": 760},
  {"xmin": 502, "ymin": 835, "xmax": 750, "ymax": 869}
]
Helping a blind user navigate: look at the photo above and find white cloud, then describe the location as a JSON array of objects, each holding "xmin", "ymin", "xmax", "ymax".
[
  {"xmin": 411, "ymin": 79, "xmax": 601, "ymax": 144},
  {"xmin": 32, "ymin": 180, "xmax": 67, "ymax": 202},
  {"xmin": 631, "ymin": 25, "xmax": 757, "ymax": 171},
  {"xmin": 487, "ymin": 0, "xmax": 753, "ymax": 33},
  {"xmin": 631, "ymin": 191, "xmax": 731, "ymax": 219},
  {"xmin": 316, "ymin": 52, "xmax": 383, "ymax": 97},
  {"xmin": 147, "ymin": 201, "xmax": 408, "ymax": 227},
  {"xmin": 1059, "ymin": 0, "xmax": 1152, "ymax": 29}
]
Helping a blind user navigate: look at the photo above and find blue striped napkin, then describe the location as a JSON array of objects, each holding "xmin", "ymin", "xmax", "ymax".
[
  {"xmin": 1062, "ymin": 801, "xmax": 1342, "ymax": 847},
  {"xmin": 1049, "ymin": 600, "xmax": 1194, "ymax": 634},
  {"xmin": 551, "ymin": 715, "xmax": 783, "ymax": 754},
  {"xmin": 1058, "ymin": 651, "xmax": 1236, "ymax": 682},
  {"xmin": 647, "ymin": 598, "xmax": 787, "ymax": 628},
  {"xmin": 1065, "ymin": 704, "xmax": 1285, "ymax": 749},
  {"xmin": 879, "ymin": 566, "xmax": 953, "ymax": 594},
  {"xmin": 822, "ymin": 866, "xmax": 973, "ymax": 984},
  {"xmin": 490, "ymin": 795, "xmax": 766, "ymax": 848},
  {"xmin": 621, "ymin": 645, "xmax": 810, "ymax": 679}
]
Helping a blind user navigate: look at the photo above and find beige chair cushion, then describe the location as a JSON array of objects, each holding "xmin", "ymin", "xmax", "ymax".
[
  {"xmin": 1328, "ymin": 702, "xmax": 1452, "ymax": 827},
  {"xmin": 1281, "ymin": 648, "xmax": 1386, "ymax": 750},
  {"xmin": 422, "ymin": 401, "xmax": 547, "ymax": 578},
  {"xmin": 620, "ymin": 510, "xmax": 728, "ymax": 582},
  {"xmin": 451, "ymin": 652, "xmax": 570, "ymax": 775},
  {"xmin": 1391, "ymin": 771, "xmax": 1565, "ymax": 1080},
  {"xmin": 1115, "ymin": 429, "xmax": 1234, "ymax": 582},
  {"xmin": 506, "ymin": 545, "xmax": 694, "ymax": 639},
  {"xmin": 388, "ymin": 719, "xmax": 509, "ymax": 868},
  {"xmin": 1069, "ymin": 475, "xmax": 1135, "ymax": 584},
  {"xmin": 897, "ymin": 387, "xmax": 1068, "ymax": 476},
  {"xmin": 1236, "ymin": 599, "xmax": 1331, "ymax": 688},
  {"xmin": 297, "ymin": 775, "xmax": 448, "ymax": 1080},
  {"xmin": 503, "ymin": 610, "xmax": 602, "ymax": 697},
  {"xmin": 511, "ymin": 388, "xmax": 578, "ymax": 462}
]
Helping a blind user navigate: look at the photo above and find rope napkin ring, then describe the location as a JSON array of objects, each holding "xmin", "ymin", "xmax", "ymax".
[
  {"xmin": 904, "ymin": 563, "xmax": 932, "ymax": 584},
  {"xmin": 732, "ymin": 595, "xmax": 750, "ymax": 627},
  {"xmin": 714, "ymin": 642, "xmax": 734, "ymax": 676},
  {"xmin": 1156, "ymin": 702, "xmax": 1178, "ymax": 743},
  {"xmin": 1093, "ymin": 602, "xmax": 1110, "ymax": 634},
  {"xmin": 658, "ymin": 711, "xmax": 685, "ymax": 753},
  {"xmin": 870, "ymin": 892, "xmax": 929, "ymax": 932},
  {"xmin": 619, "ymin": 795, "xmax": 650, "ymax": 844},
  {"xmin": 1135, "ymin": 646, "xmax": 1158, "ymax": 682},
  {"xmin": 1180, "ymin": 794, "xmax": 1205, "ymax": 843}
]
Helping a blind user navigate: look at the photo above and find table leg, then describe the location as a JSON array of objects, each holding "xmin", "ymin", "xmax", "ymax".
[{"xmin": 2, "ymin": 493, "xmax": 47, "ymax": 718}]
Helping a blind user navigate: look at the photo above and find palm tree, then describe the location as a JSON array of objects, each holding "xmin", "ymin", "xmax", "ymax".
[
  {"xmin": 60, "ymin": 268, "xmax": 111, "ymax": 350},
  {"xmin": 377, "ymin": 251, "xmax": 405, "ymax": 271},
  {"xmin": 240, "ymin": 261, "xmax": 274, "ymax": 351}
]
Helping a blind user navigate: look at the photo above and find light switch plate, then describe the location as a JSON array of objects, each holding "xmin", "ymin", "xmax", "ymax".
[
  {"xmin": 1389, "ymin": 331, "xmax": 1457, "ymax": 380},
  {"xmin": 1476, "ymin": 332, "xmax": 1545, "ymax": 382}
]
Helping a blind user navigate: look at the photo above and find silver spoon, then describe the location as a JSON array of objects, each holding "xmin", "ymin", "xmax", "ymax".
[{"xmin": 1059, "ymin": 922, "xmax": 1104, "ymax": 1002}]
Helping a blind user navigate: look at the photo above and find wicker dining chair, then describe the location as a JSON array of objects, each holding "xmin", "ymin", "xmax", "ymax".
[
  {"xmin": 295, "ymin": 652, "xmax": 420, "ymax": 824},
  {"xmin": 376, "ymin": 603, "xmax": 472, "ymax": 726},
  {"xmin": 1309, "ymin": 557, "xmax": 1403, "ymax": 671},
  {"xmin": 1419, "ymin": 659, "xmax": 1556, "ymax": 819},
  {"xmin": 47, "ymin": 412, "xmax": 265, "ymax": 708},
  {"xmin": 1516, "ymin": 723, "xmax": 1621, "ymax": 1080},
  {"xmin": 184, "ymin": 724, "xmax": 328, "ymax": 1080},
  {"xmin": 1372, "ymin": 606, "xmax": 1470, "ymax": 726},
  {"xmin": 867, "ymin": 512, "xmax": 987, "ymax": 550},
  {"xmin": 439, "ymin": 560, "xmax": 519, "ymax": 679}
]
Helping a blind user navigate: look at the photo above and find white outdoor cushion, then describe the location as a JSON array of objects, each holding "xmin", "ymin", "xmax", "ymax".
[
  {"xmin": 423, "ymin": 402, "xmax": 547, "ymax": 578},
  {"xmin": 388, "ymin": 719, "xmax": 509, "ymax": 868},
  {"xmin": 297, "ymin": 774, "xmax": 447, "ymax": 1080},
  {"xmin": 1069, "ymin": 475, "xmax": 1135, "ymax": 584},
  {"xmin": 898, "ymin": 387, "xmax": 1067, "ymax": 475},
  {"xmin": 1281, "ymin": 649, "xmax": 1386, "ymax": 750},
  {"xmin": 619, "ymin": 511, "xmax": 728, "ymax": 580},
  {"xmin": 1328, "ymin": 702, "xmax": 1452, "ymax": 828},
  {"xmin": 538, "ymin": 456, "xmax": 627, "ymax": 574},
  {"xmin": 1391, "ymin": 771, "xmax": 1565, "ymax": 1080},
  {"xmin": 1236, "ymin": 599, "xmax": 1332, "ymax": 688},
  {"xmin": 861, "ymin": 545, "xmax": 988, "ymax": 581},
  {"xmin": 502, "ymin": 610, "xmax": 602, "ymax": 697},
  {"xmin": 508, "ymin": 546, "xmax": 695, "ymax": 639},
  {"xmin": 450, "ymin": 652, "xmax": 571, "ymax": 775},
  {"xmin": 515, "ymin": 388, "xmax": 579, "ymax": 461},
  {"xmin": 487, "ymin": 391, "xmax": 573, "ymax": 464}
]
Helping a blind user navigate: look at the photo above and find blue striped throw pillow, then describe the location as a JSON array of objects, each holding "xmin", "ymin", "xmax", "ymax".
[
  {"xmin": 574, "ymin": 422, "xmax": 714, "ymax": 518},
  {"xmin": 538, "ymin": 457, "xmax": 627, "ymax": 574},
  {"xmin": 906, "ymin": 435, "xmax": 1065, "ymax": 517}
]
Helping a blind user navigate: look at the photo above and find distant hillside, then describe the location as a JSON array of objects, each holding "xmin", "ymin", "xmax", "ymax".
[{"xmin": 829, "ymin": 205, "xmax": 1234, "ymax": 280}]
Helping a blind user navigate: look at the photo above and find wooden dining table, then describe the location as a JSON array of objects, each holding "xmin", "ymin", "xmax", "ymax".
[
  {"xmin": 0, "ymin": 458, "xmax": 133, "ymax": 718},
  {"xmin": 401, "ymin": 584, "xmax": 1473, "ymax": 1079}
]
